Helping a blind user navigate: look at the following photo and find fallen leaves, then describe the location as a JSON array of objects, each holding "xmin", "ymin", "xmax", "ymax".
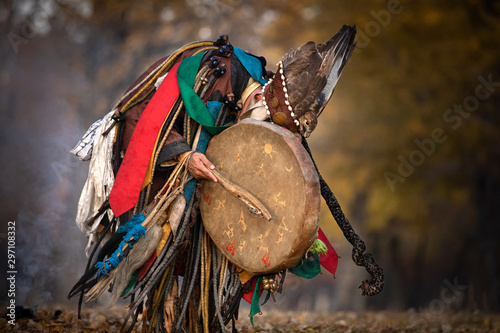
[
  {"xmin": 0, "ymin": 305, "xmax": 129, "ymax": 333},
  {"xmin": 236, "ymin": 310, "xmax": 500, "ymax": 333},
  {"xmin": 1, "ymin": 306, "xmax": 499, "ymax": 332}
]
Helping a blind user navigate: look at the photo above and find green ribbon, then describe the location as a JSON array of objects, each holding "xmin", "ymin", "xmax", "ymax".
[
  {"xmin": 249, "ymin": 276, "xmax": 263, "ymax": 326},
  {"xmin": 120, "ymin": 270, "xmax": 139, "ymax": 297},
  {"xmin": 289, "ymin": 253, "xmax": 321, "ymax": 279},
  {"xmin": 176, "ymin": 52, "xmax": 229, "ymax": 135}
]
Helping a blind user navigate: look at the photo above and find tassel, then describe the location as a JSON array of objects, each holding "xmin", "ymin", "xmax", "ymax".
[
  {"xmin": 94, "ymin": 214, "xmax": 147, "ymax": 278},
  {"xmin": 116, "ymin": 214, "xmax": 146, "ymax": 233},
  {"xmin": 309, "ymin": 237, "xmax": 328, "ymax": 255}
]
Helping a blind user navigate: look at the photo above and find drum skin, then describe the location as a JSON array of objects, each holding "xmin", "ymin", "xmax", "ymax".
[{"xmin": 200, "ymin": 119, "xmax": 320, "ymax": 275}]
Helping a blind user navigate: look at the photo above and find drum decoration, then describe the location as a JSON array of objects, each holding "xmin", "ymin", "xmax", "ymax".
[{"xmin": 200, "ymin": 118, "xmax": 321, "ymax": 275}]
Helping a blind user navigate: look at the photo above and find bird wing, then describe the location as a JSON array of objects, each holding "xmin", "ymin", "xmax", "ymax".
[
  {"xmin": 282, "ymin": 41, "xmax": 321, "ymax": 113},
  {"xmin": 281, "ymin": 25, "xmax": 357, "ymax": 119}
]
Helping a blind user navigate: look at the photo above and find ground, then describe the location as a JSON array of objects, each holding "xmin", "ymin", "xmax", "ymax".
[{"xmin": 1, "ymin": 306, "xmax": 499, "ymax": 332}]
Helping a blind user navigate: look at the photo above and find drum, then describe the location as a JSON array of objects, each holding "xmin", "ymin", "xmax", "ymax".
[{"xmin": 200, "ymin": 118, "xmax": 320, "ymax": 275}]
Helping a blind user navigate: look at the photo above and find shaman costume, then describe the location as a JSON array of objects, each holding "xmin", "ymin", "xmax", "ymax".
[{"xmin": 69, "ymin": 27, "xmax": 383, "ymax": 332}]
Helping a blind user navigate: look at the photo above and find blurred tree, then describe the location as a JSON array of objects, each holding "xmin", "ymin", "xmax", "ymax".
[{"xmin": 290, "ymin": 0, "xmax": 500, "ymax": 310}]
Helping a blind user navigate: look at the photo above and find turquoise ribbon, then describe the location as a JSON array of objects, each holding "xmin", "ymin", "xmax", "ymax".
[
  {"xmin": 234, "ymin": 47, "xmax": 268, "ymax": 85},
  {"xmin": 94, "ymin": 214, "xmax": 146, "ymax": 278}
]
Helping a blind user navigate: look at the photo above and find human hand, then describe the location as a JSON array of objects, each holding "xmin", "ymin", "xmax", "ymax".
[{"xmin": 184, "ymin": 152, "xmax": 217, "ymax": 182}]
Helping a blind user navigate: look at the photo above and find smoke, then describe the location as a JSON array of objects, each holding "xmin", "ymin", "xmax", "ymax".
[
  {"xmin": 0, "ymin": 33, "xmax": 92, "ymax": 308},
  {"xmin": 13, "ymin": 107, "xmax": 89, "ymax": 307}
]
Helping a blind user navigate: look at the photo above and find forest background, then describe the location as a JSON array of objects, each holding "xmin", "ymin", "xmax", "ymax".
[{"xmin": 0, "ymin": 0, "xmax": 499, "ymax": 316}]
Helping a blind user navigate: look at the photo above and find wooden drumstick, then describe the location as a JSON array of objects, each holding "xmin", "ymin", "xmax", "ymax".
[{"xmin": 209, "ymin": 169, "xmax": 272, "ymax": 221}]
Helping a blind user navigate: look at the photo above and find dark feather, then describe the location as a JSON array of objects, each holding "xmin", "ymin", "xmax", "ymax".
[{"xmin": 68, "ymin": 226, "xmax": 125, "ymax": 299}]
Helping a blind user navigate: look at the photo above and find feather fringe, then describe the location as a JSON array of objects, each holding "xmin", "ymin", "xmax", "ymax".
[
  {"xmin": 108, "ymin": 223, "xmax": 163, "ymax": 306},
  {"xmin": 68, "ymin": 222, "xmax": 125, "ymax": 299}
]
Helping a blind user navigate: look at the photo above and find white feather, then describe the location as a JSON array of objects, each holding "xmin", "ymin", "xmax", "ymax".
[{"xmin": 108, "ymin": 224, "xmax": 163, "ymax": 306}]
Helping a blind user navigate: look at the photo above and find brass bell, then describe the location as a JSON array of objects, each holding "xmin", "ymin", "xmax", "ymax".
[{"xmin": 265, "ymin": 278, "xmax": 276, "ymax": 293}]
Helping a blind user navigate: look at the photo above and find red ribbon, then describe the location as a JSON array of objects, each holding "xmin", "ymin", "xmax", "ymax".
[
  {"xmin": 318, "ymin": 227, "xmax": 339, "ymax": 276},
  {"xmin": 109, "ymin": 63, "xmax": 181, "ymax": 217},
  {"xmin": 242, "ymin": 276, "xmax": 263, "ymax": 304},
  {"xmin": 139, "ymin": 252, "xmax": 157, "ymax": 281}
]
